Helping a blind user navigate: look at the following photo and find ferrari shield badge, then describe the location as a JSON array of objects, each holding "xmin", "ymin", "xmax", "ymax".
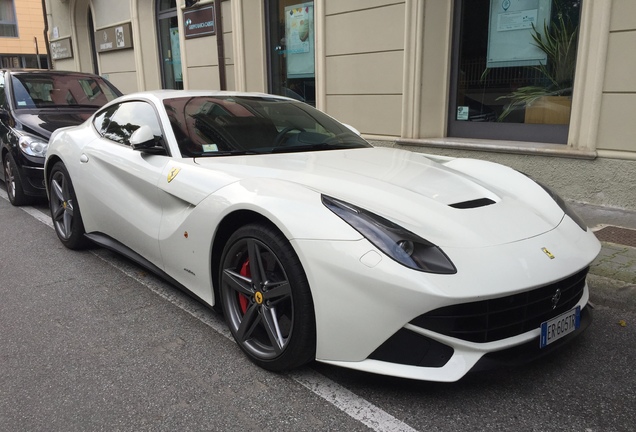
[
  {"xmin": 542, "ymin": 247, "xmax": 555, "ymax": 259},
  {"xmin": 167, "ymin": 167, "xmax": 181, "ymax": 183}
]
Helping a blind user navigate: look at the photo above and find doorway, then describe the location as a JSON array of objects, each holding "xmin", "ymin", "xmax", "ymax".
[
  {"xmin": 266, "ymin": 0, "xmax": 315, "ymax": 105},
  {"xmin": 157, "ymin": 0, "xmax": 183, "ymax": 89}
]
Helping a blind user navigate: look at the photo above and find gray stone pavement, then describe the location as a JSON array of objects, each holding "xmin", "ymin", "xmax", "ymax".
[{"xmin": 570, "ymin": 202, "xmax": 636, "ymax": 289}]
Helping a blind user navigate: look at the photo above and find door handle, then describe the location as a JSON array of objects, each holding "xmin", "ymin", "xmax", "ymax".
[{"xmin": 80, "ymin": 153, "xmax": 89, "ymax": 163}]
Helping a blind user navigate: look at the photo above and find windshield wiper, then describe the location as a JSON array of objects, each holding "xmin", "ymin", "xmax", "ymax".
[
  {"xmin": 271, "ymin": 142, "xmax": 365, "ymax": 153},
  {"xmin": 195, "ymin": 149, "xmax": 262, "ymax": 157}
]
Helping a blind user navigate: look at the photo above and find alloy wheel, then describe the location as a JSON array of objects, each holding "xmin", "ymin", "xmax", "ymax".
[
  {"xmin": 3, "ymin": 156, "xmax": 16, "ymax": 200},
  {"xmin": 221, "ymin": 237, "xmax": 295, "ymax": 361},
  {"xmin": 50, "ymin": 170, "xmax": 75, "ymax": 240}
]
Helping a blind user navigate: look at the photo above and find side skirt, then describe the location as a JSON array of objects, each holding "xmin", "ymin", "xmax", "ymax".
[{"xmin": 84, "ymin": 232, "xmax": 211, "ymax": 307}]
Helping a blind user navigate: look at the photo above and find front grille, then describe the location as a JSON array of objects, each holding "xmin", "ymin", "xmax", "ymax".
[{"xmin": 410, "ymin": 267, "xmax": 589, "ymax": 343}]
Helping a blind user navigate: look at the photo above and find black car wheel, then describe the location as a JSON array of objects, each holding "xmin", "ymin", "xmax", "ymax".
[
  {"xmin": 48, "ymin": 161, "xmax": 89, "ymax": 249},
  {"xmin": 3, "ymin": 153, "xmax": 30, "ymax": 206},
  {"xmin": 220, "ymin": 223, "xmax": 316, "ymax": 371}
]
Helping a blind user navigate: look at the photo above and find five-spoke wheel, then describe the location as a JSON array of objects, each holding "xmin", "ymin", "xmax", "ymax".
[
  {"xmin": 48, "ymin": 162, "xmax": 88, "ymax": 249},
  {"xmin": 220, "ymin": 223, "xmax": 315, "ymax": 371}
]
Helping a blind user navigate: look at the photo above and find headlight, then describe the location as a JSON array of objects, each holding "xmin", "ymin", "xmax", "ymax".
[
  {"xmin": 322, "ymin": 195, "xmax": 456, "ymax": 274},
  {"xmin": 18, "ymin": 133, "xmax": 49, "ymax": 157},
  {"xmin": 536, "ymin": 182, "xmax": 588, "ymax": 232}
]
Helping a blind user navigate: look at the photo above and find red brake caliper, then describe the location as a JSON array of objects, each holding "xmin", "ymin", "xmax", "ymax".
[{"xmin": 238, "ymin": 260, "xmax": 250, "ymax": 314}]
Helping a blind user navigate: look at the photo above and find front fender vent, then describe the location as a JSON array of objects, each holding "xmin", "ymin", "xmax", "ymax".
[{"xmin": 449, "ymin": 198, "xmax": 496, "ymax": 209}]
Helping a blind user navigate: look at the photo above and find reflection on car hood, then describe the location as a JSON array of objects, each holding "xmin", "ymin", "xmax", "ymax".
[
  {"xmin": 192, "ymin": 147, "xmax": 565, "ymax": 248},
  {"xmin": 15, "ymin": 109, "xmax": 94, "ymax": 139}
]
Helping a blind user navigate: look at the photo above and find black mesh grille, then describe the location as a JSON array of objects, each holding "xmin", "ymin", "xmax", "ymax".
[{"xmin": 410, "ymin": 267, "xmax": 589, "ymax": 343}]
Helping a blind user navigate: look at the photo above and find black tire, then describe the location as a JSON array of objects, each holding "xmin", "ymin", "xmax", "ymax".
[
  {"xmin": 48, "ymin": 161, "xmax": 89, "ymax": 250},
  {"xmin": 3, "ymin": 152, "xmax": 31, "ymax": 206},
  {"xmin": 219, "ymin": 223, "xmax": 316, "ymax": 371}
]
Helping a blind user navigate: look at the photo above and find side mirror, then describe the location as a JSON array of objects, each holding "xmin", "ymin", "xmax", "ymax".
[
  {"xmin": 343, "ymin": 123, "xmax": 361, "ymax": 136},
  {"xmin": 130, "ymin": 125, "xmax": 156, "ymax": 150}
]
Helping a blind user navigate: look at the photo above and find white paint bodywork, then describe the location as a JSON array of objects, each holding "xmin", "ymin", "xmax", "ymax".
[{"xmin": 45, "ymin": 91, "xmax": 601, "ymax": 382}]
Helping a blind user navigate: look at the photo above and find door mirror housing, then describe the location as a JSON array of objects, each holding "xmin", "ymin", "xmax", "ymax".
[{"xmin": 130, "ymin": 125, "xmax": 156, "ymax": 149}]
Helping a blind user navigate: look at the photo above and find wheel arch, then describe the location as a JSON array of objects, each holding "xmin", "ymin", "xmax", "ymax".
[
  {"xmin": 210, "ymin": 209, "xmax": 280, "ymax": 308},
  {"xmin": 43, "ymin": 155, "xmax": 63, "ymax": 199}
]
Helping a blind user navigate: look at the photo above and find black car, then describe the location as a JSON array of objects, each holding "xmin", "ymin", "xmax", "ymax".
[{"xmin": 0, "ymin": 69, "xmax": 122, "ymax": 205}]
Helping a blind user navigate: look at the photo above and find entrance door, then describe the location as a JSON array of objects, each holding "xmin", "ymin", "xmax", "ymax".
[
  {"xmin": 266, "ymin": 0, "xmax": 315, "ymax": 105},
  {"xmin": 157, "ymin": 0, "xmax": 184, "ymax": 89}
]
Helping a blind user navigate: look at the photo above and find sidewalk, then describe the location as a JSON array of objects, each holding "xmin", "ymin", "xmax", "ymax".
[{"xmin": 571, "ymin": 202, "xmax": 636, "ymax": 285}]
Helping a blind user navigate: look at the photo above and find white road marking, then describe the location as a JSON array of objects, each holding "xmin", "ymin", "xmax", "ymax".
[{"xmin": 1, "ymin": 189, "xmax": 419, "ymax": 432}]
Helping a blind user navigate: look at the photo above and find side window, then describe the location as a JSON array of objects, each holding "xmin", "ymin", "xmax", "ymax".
[
  {"xmin": 100, "ymin": 101, "xmax": 165, "ymax": 147},
  {"xmin": 93, "ymin": 104, "xmax": 119, "ymax": 135}
]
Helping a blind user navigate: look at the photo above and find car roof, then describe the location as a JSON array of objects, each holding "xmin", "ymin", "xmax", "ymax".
[
  {"xmin": 2, "ymin": 69, "xmax": 106, "ymax": 77},
  {"xmin": 117, "ymin": 90, "xmax": 296, "ymax": 104}
]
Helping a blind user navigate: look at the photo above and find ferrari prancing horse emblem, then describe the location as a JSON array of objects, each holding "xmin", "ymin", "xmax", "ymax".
[
  {"xmin": 167, "ymin": 167, "xmax": 181, "ymax": 183},
  {"xmin": 542, "ymin": 247, "xmax": 555, "ymax": 259}
]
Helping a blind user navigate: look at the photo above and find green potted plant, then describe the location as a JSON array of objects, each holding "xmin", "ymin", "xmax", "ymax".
[{"xmin": 498, "ymin": 10, "xmax": 579, "ymax": 123}]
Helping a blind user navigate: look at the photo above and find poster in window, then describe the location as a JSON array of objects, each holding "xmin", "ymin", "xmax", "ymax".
[
  {"xmin": 285, "ymin": 3, "xmax": 315, "ymax": 79},
  {"xmin": 170, "ymin": 27, "xmax": 183, "ymax": 82},
  {"xmin": 487, "ymin": 0, "xmax": 551, "ymax": 68}
]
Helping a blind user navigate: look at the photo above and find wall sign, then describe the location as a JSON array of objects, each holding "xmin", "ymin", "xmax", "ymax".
[
  {"xmin": 50, "ymin": 38, "xmax": 73, "ymax": 60},
  {"xmin": 184, "ymin": 4, "xmax": 216, "ymax": 39},
  {"xmin": 95, "ymin": 23, "xmax": 133, "ymax": 53}
]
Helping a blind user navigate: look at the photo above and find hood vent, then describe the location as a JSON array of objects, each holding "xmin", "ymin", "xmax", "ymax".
[{"xmin": 449, "ymin": 198, "xmax": 496, "ymax": 209}]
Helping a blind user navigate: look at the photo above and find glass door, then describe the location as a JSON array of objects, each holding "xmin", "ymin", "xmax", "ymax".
[
  {"xmin": 157, "ymin": 0, "xmax": 183, "ymax": 89},
  {"xmin": 266, "ymin": 0, "xmax": 315, "ymax": 105}
]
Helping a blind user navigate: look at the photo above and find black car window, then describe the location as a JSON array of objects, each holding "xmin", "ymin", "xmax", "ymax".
[
  {"xmin": 102, "ymin": 101, "xmax": 165, "ymax": 148},
  {"xmin": 163, "ymin": 96, "xmax": 370, "ymax": 157},
  {"xmin": 10, "ymin": 73, "xmax": 120, "ymax": 109}
]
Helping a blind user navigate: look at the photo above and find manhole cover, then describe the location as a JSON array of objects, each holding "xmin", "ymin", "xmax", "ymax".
[{"xmin": 594, "ymin": 226, "xmax": 636, "ymax": 247}]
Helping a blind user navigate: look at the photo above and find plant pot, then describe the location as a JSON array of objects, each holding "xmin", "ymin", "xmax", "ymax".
[{"xmin": 524, "ymin": 96, "xmax": 572, "ymax": 125}]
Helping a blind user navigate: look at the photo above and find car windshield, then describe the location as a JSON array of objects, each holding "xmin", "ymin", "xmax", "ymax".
[
  {"xmin": 164, "ymin": 96, "xmax": 370, "ymax": 157},
  {"xmin": 11, "ymin": 73, "xmax": 120, "ymax": 109}
]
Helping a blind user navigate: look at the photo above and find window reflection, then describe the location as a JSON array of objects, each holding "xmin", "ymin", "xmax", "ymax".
[{"xmin": 455, "ymin": 0, "xmax": 581, "ymax": 126}]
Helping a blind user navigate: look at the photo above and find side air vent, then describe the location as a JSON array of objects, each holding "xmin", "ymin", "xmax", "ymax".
[{"xmin": 449, "ymin": 198, "xmax": 496, "ymax": 209}]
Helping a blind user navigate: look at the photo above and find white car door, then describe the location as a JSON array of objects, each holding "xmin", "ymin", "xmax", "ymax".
[{"xmin": 77, "ymin": 100, "xmax": 171, "ymax": 268}]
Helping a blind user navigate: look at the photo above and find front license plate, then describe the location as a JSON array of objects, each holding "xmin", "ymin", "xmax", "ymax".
[{"xmin": 540, "ymin": 306, "xmax": 580, "ymax": 348}]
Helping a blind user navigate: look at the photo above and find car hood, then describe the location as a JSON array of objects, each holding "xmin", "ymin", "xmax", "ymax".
[
  {"xmin": 15, "ymin": 109, "xmax": 94, "ymax": 139},
  {"xmin": 191, "ymin": 147, "xmax": 565, "ymax": 248}
]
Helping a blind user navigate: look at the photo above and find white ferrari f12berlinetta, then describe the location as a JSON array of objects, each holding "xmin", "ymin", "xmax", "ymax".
[{"xmin": 45, "ymin": 91, "xmax": 601, "ymax": 382}]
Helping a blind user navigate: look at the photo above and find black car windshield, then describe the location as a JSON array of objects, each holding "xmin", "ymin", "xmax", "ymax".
[
  {"xmin": 11, "ymin": 73, "xmax": 120, "ymax": 109},
  {"xmin": 164, "ymin": 96, "xmax": 370, "ymax": 157}
]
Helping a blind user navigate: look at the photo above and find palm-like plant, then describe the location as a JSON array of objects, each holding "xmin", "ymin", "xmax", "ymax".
[{"xmin": 498, "ymin": 12, "xmax": 578, "ymax": 121}]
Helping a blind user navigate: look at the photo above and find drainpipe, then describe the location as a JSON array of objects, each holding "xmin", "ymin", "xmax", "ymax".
[
  {"xmin": 41, "ymin": 0, "xmax": 52, "ymax": 69},
  {"xmin": 215, "ymin": 0, "xmax": 226, "ymax": 90}
]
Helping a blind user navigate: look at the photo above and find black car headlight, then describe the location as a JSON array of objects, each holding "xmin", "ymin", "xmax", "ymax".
[
  {"xmin": 18, "ymin": 133, "xmax": 49, "ymax": 157},
  {"xmin": 536, "ymin": 182, "xmax": 588, "ymax": 232},
  {"xmin": 322, "ymin": 195, "xmax": 456, "ymax": 274}
]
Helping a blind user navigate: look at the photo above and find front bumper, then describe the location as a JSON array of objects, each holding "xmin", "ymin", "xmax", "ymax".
[
  {"xmin": 292, "ymin": 215, "xmax": 600, "ymax": 382},
  {"xmin": 13, "ymin": 150, "xmax": 46, "ymax": 197}
]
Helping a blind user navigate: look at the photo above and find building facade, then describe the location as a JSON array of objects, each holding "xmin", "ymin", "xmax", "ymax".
[
  {"xmin": 0, "ymin": 0, "xmax": 48, "ymax": 68},
  {"xmin": 44, "ymin": 0, "xmax": 636, "ymax": 210}
]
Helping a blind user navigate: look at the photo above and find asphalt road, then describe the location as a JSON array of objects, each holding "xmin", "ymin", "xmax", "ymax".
[{"xmin": 1, "ymin": 187, "xmax": 635, "ymax": 432}]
